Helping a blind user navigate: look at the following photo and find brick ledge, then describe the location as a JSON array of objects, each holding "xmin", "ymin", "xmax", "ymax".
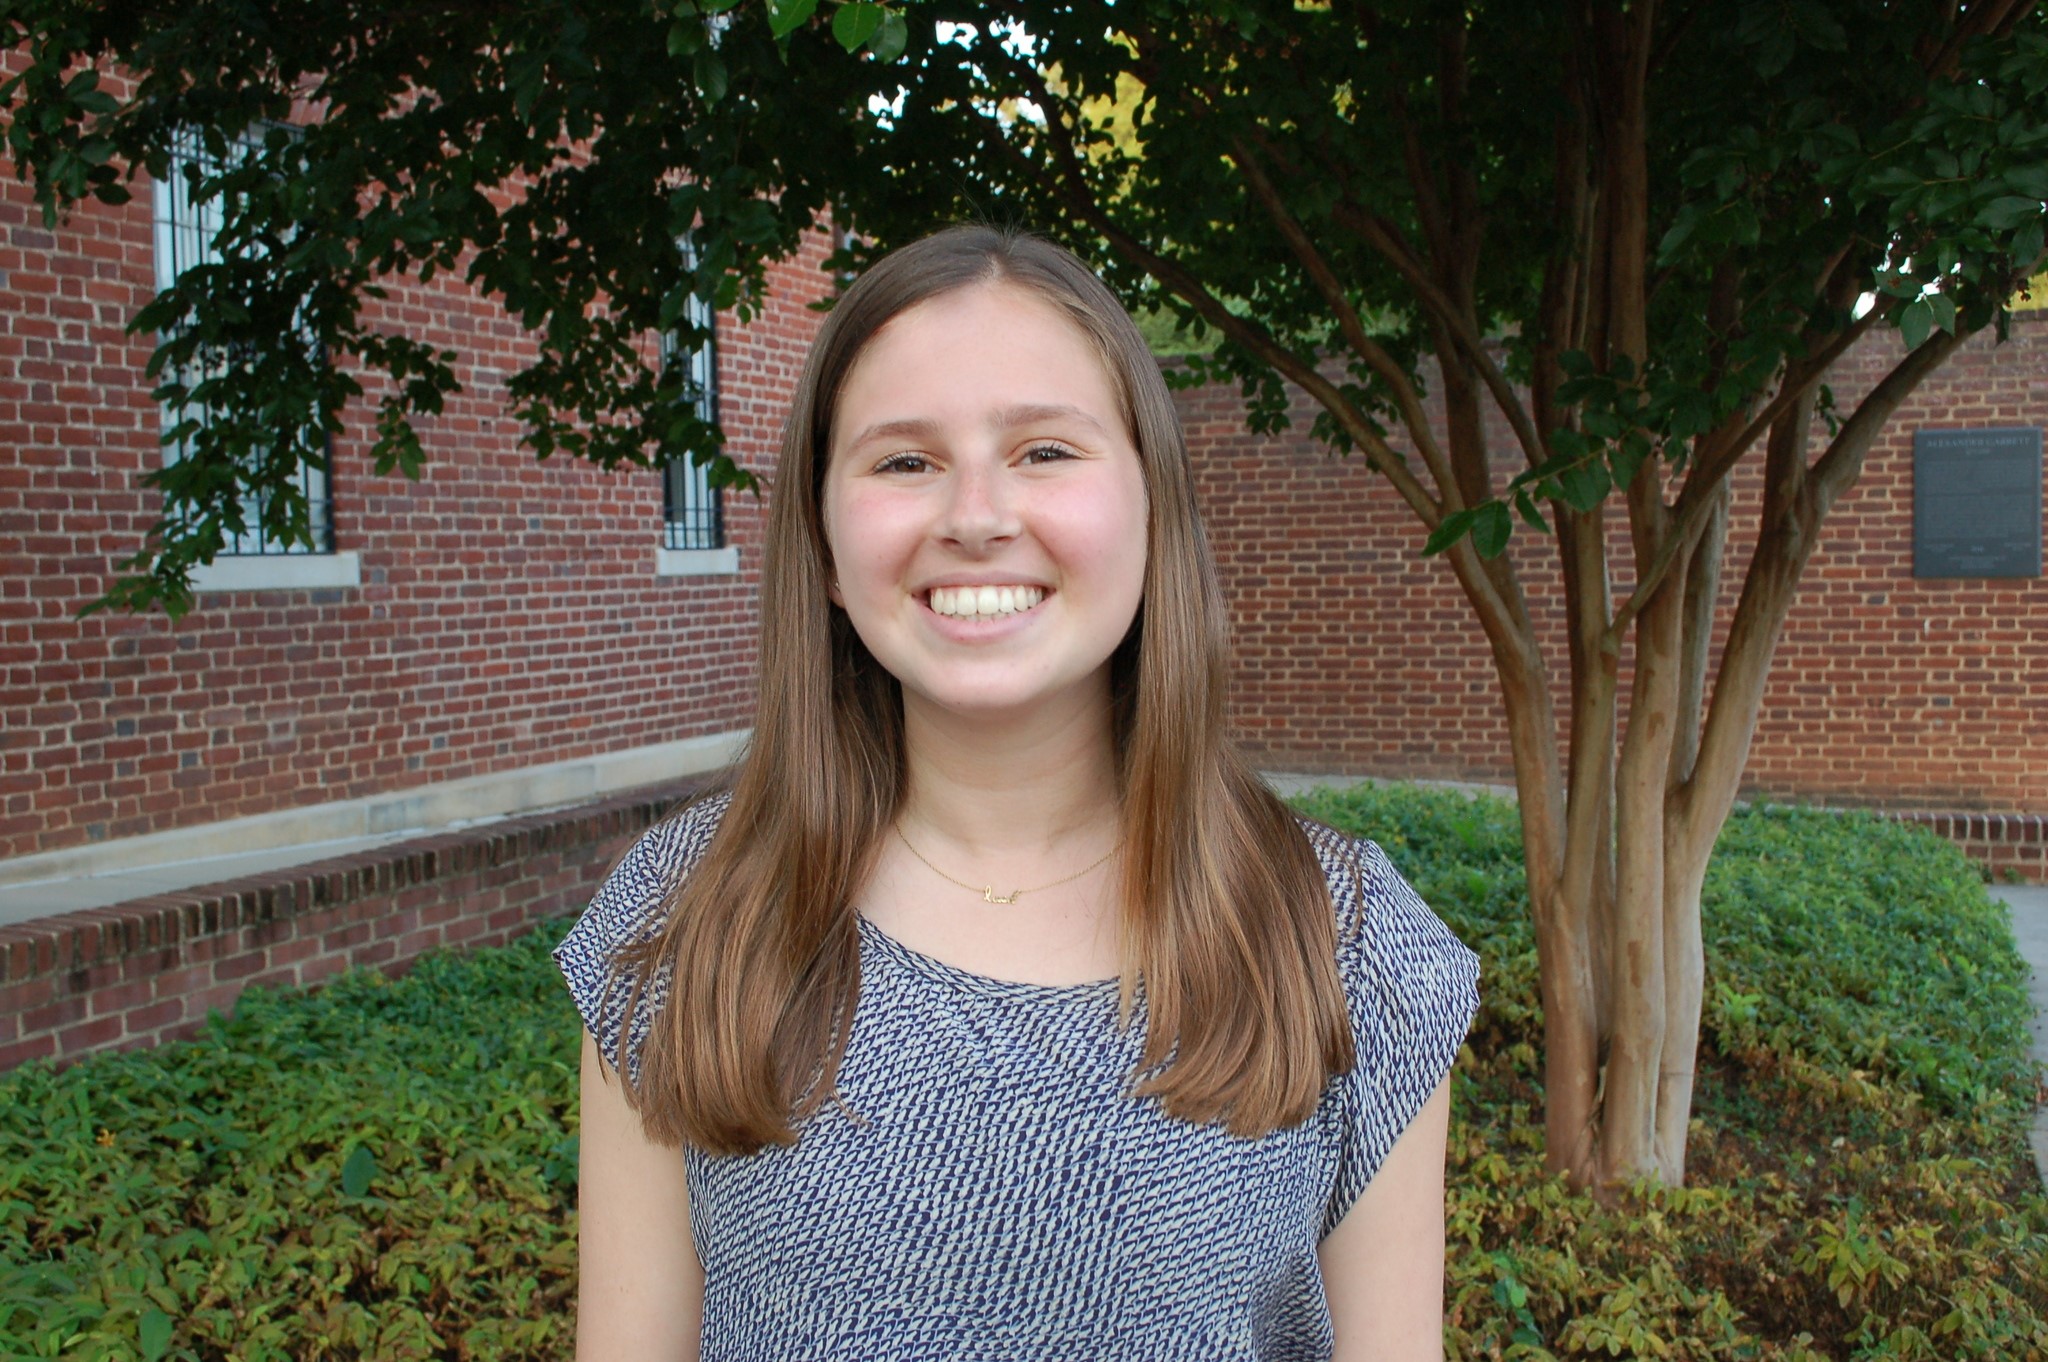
[{"xmin": 0, "ymin": 776, "xmax": 711, "ymax": 988}]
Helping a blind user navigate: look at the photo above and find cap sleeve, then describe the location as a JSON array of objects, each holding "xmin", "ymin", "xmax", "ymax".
[
  {"xmin": 552, "ymin": 791, "xmax": 731, "ymax": 1083},
  {"xmin": 1307, "ymin": 823, "xmax": 1482, "ymax": 1237}
]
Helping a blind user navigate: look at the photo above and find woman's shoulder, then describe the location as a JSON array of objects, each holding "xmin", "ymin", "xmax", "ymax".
[
  {"xmin": 548, "ymin": 786, "xmax": 733, "ymax": 979},
  {"xmin": 1290, "ymin": 813, "xmax": 1480, "ymax": 1000},
  {"xmin": 621, "ymin": 786, "xmax": 735, "ymax": 892},
  {"xmin": 1295, "ymin": 812, "xmax": 1481, "ymax": 1228},
  {"xmin": 1290, "ymin": 814, "xmax": 1395, "ymax": 929},
  {"xmin": 552, "ymin": 787, "xmax": 734, "ymax": 1079}
]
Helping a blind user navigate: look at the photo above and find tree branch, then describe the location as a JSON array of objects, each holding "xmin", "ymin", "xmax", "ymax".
[
  {"xmin": 1329, "ymin": 200, "xmax": 1551, "ymax": 471},
  {"xmin": 1226, "ymin": 137, "xmax": 1465, "ymax": 508},
  {"xmin": 1605, "ymin": 303, "xmax": 1876, "ymax": 646},
  {"xmin": 1925, "ymin": 0, "xmax": 2038, "ymax": 74},
  {"xmin": 1806, "ymin": 326, "xmax": 1969, "ymax": 510},
  {"xmin": 1674, "ymin": 310, "xmax": 1877, "ymax": 517}
]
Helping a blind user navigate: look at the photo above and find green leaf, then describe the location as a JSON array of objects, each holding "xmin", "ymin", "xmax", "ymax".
[
  {"xmin": 1545, "ymin": 428, "xmax": 1590, "ymax": 463},
  {"xmin": 1790, "ymin": 1, "xmax": 1849, "ymax": 52},
  {"xmin": 1899, "ymin": 296, "xmax": 1933, "ymax": 351},
  {"xmin": 869, "ymin": 10, "xmax": 909, "ymax": 62},
  {"xmin": 341, "ymin": 1143, "xmax": 377, "ymax": 1197},
  {"xmin": 139, "ymin": 1307, "xmax": 172, "ymax": 1361},
  {"xmin": 694, "ymin": 47, "xmax": 728, "ymax": 104},
  {"xmin": 1655, "ymin": 204, "xmax": 1704, "ymax": 265},
  {"xmin": 1757, "ymin": 27, "xmax": 1796, "ymax": 78},
  {"xmin": 1422, "ymin": 507, "xmax": 1478, "ymax": 557},
  {"xmin": 1513, "ymin": 488, "xmax": 1550, "ymax": 533},
  {"xmin": 1471, "ymin": 500, "xmax": 1512, "ymax": 558},
  {"xmin": 2013, "ymin": 218, "xmax": 2045, "ymax": 272},
  {"xmin": 1558, "ymin": 458, "xmax": 1611, "ymax": 512},
  {"xmin": 833, "ymin": 1, "xmax": 884, "ymax": 53},
  {"xmin": 1926, "ymin": 291, "xmax": 1956, "ymax": 335},
  {"xmin": 2007, "ymin": 165, "xmax": 2048, "ymax": 201},
  {"xmin": 767, "ymin": 0, "xmax": 820, "ymax": 39},
  {"xmin": 1979, "ymin": 195, "xmax": 2042, "ymax": 232},
  {"xmin": 1609, "ymin": 433, "xmax": 1650, "ymax": 491}
]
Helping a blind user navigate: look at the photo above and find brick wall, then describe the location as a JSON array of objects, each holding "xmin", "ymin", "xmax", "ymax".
[
  {"xmin": 1182, "ymin": 320, "xmax": 2048, "ymax": 864},
  {"xmin": 0, "ymin": 778, "xmax": 702, "ymax": 1071},
  {"xmin": 1886, "ymin": 810, "xmax": 2047, "ymax": 884},
  {"xmin": 0, "ymin": 148, "xmax": 833, "ymax": 862}
]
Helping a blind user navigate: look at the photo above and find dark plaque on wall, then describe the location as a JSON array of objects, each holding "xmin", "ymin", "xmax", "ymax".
[{"xmin": 1912, "ymin": 427, "xmax": 2042, "ymax": 579}]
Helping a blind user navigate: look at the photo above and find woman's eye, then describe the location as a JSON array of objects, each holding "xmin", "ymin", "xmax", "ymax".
[
  {"xmin": 875, "ymin": 452, "xmax": 932, "ymax": 474},
  {"xmin": 1021, "ymin": 443, "xmax": 1077, "ymax": 465}
]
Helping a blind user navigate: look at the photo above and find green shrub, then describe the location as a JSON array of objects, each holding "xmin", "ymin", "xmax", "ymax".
[
  {"xmin": 2, "ymin": 783, "xmax": 2042, "ymax": 1359},
  {"xmin": 1298, "ymin": 781, "xmax": 2048, "ymax": 1359},
  {"xmin": 0, "ymin": 937, "xmax": 581, "ymax": 1361}
]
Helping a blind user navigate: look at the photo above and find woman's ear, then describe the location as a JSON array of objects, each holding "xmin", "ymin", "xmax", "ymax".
[{"xmin": 827, "ymin": 576, "xmax": 843, "ymax": 607}]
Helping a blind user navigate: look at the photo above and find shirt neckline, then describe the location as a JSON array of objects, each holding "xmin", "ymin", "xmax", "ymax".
[{"xmin": 856, "ymin": 913, "xmax": 1123, "ymax": 1000}]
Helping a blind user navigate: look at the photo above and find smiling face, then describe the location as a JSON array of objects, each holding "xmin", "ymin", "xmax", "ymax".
[{"xmin": 820, "ymin": 281, "xmax": 1149, "ymax": 727}]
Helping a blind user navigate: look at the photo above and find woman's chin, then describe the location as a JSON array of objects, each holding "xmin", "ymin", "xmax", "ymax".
[{"xmin": 900, "ymin": 673, "xmax": 1113, "ymax": 730}]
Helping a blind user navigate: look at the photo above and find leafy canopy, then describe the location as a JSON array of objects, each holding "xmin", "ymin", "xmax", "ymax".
[{"xmin": 1, "ymin": 0, "xmax": 2044, "ymax": 615}]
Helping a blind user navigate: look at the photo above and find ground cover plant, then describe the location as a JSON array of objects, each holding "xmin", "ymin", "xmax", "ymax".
[{"xmin": 1, "ymin": 784, "xmax": 2042, "ymax": 1359}]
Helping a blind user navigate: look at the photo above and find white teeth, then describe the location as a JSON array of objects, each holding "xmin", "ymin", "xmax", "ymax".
[{"xmin": 928, "ymin": 585, "xmax": 1044, "ymax": 618}]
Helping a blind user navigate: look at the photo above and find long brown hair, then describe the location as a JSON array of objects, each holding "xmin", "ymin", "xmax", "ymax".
[{"xmin": 612, "ymin": 225, "xmax": 1353, "ymax": 1153}]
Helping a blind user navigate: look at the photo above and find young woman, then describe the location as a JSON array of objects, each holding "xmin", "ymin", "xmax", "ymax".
[{"xmin": 555, "ymin": 225, "xmax": 1480, "ymax": 1361}]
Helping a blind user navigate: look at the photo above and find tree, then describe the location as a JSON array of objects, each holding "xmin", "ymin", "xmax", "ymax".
[{"xmin": 4, "ymin": 0, "xmax": 2045, "ymax": 1191}]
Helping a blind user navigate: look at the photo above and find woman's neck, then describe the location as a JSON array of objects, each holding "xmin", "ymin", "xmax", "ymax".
[{"xmin": 896, "ymin": 689, "xmax": 1120, "ymax": 859}]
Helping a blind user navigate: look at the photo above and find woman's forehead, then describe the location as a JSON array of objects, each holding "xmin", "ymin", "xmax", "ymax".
[{"xmin": 828, "ymin": 282, "xmax": 1130, "ymax": 446}]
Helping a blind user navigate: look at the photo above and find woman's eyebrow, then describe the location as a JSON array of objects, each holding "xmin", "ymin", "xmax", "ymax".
[
  {"xmin": 992, "ymin": 402, "xmax": 1109, "ymax": 435},
  {"xmin": 843, "ymin": 404, "xmax": 1110, "ymax": 451},
  {"xmin": 843, "ymin": 415, "xmax": 942, "ymax": 449}
]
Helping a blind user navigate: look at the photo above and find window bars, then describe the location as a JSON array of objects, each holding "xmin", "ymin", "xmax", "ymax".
[
  {"xmin": 151, "ymin": 126, "xmax": 335, "ymax": 557},
  {"xmin": 661, "ymin": 243, "xmax": 723, "ymax": 552}
]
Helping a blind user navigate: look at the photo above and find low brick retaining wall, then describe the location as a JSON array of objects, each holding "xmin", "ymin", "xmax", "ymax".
[
  {"xmin": 1887, "ymin": 809, "xmax": 2048, "ymax": 885},
  {"xmin": 0, "ymin": 778, "xmax": 708, "ymax": 1073}
]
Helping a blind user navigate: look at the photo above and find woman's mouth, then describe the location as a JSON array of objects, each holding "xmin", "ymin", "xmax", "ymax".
[{"xmin": 925, "ymin": 585, "xmax": 1046, "ymax": 619}]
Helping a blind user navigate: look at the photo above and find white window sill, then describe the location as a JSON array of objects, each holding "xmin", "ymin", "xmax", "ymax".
[
  {"xmin": 656, "ymin": 546, "xmax": 740, "ymax": 577},
  {"xmin": 191, "ymin": 551, "xmax": 362, "ymax": 593}
]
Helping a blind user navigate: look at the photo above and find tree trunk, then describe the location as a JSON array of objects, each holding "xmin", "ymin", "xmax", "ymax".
[
  {"xmin": 1653, "ymin": 484, "xmax": 1729, "ymax": 1182},
  {"xmin": 1170, "ymin": 0, "xmax": 2010, "ymax": 1199},
  {"xmin": 1599, "ymin": 514, "xmax": 1686, "ymax": 1187}
]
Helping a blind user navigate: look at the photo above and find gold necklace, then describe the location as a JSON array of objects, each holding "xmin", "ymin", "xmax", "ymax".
[{"xmin": 893, "ymin": 825, "xmax": 1119, "ymax": 906}]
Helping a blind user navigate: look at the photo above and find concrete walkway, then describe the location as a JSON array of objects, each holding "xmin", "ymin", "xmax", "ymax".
[{"xmin": 1989, "ymin": 884, "xmax": 2048, "ymax": 1188}]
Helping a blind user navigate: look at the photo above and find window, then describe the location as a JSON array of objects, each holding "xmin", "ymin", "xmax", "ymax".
[
  {"xmin": 660, "ymin": 256, "xmax": 723, "ymax": 553},
  {"xmin": 151, "ymin": 126, "xmax": 335, "ymax": 559}
]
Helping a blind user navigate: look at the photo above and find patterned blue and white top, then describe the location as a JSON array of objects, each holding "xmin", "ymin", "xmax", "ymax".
[{"xmin": 554, "ymin": 792, "xmax": 1481, "ymax": 1361}]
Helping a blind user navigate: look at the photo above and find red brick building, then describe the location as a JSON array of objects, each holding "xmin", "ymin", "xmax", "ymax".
[
  {"xmin": 0, "ymin": 148, "xmax": 836, "ymax": 1067},
  {"xmin": 2, "ymin": 150, "xmax": 2042, "ymax": 1068},
  {"xmin": 1185, "ymin": 319, "xmax": 2048, "ymax": 878},
  {"xmin": 2, "ymin": 158, "xmax": 846, "ymax": 868}
]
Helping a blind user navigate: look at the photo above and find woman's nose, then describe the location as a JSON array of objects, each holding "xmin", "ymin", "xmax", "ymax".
[{"xmin": 938, "ymin": 459, "xmax": 1020, "ymax": 549}]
